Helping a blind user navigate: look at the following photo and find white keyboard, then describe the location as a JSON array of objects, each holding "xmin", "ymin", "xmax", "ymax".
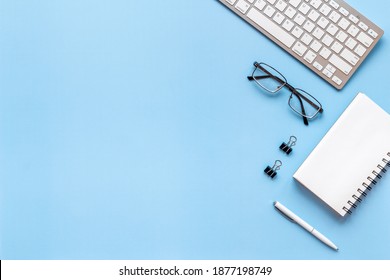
[{"xmin": 220, "ymin": 0, "xmax": 383, "ymax": 89}]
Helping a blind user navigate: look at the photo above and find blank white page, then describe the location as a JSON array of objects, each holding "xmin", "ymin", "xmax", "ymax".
[{"xmin": 294, "ymin": 93, "xmax": 390, "ymax": 217}]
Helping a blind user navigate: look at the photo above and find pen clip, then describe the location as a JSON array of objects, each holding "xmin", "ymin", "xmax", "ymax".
[{"xmin": 274, "ymin": 206, "xmax": 296, "ymax": 223}]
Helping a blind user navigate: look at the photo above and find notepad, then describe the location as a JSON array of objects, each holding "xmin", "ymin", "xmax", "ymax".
[{"xmin": 293, "ymin": 93, "xmax": 390, "ymax": 217}]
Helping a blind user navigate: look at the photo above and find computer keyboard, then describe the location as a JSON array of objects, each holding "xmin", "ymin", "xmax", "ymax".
[{"xmin": 219, "ymin": 0, "xmax": 383, "ymax": 89}]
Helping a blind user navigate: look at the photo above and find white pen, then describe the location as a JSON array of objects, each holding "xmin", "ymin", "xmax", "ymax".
[{"xmin": 274, "ymin": 201, "xmax": 339, "ymax": 251}]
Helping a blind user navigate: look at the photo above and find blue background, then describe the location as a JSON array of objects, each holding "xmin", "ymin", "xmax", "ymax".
[{"xmin": 1, "ymin": 0, "xmax": 389, "ymax": 259}]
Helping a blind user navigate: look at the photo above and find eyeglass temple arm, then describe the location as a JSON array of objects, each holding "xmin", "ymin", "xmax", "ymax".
[
  {"xmin": 249, "ymin": 64, "xmax": 282, "ymax": 81},
  {"xmin": 291, "ymin": 91, "xmax": 309, "ymax": 126},
  {"xmin": 297, "ymin": 91, "xmax": 323, "ymax": 112},
  {"xmin": 285, "ymin": 84, "xmax": 323, "ymax": 112},
  {"xmin": 281, "ymin": 83, "xmax": 310, "ymax": 125},
  {"xmin": 247, "ymin": 75, "xmax": 269, "ymax": 81}
]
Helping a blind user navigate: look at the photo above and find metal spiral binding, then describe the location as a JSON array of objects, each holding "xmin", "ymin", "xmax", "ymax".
[{"xmin": 343, "ymin": 151, "xmax": 390, "ymax": 215}]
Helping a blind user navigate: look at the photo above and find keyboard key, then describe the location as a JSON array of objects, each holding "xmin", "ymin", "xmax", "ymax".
[
  {"xmin": 345, "ymin": 37, "xmax": 357, "ymax": 49},
  {"xmin": 303, "ymin": 20, "xmax": 316, "ymax": 33},
  {"xmin": 354, "ymin": 44, "xmax": 367, "ymax": 56},
  {"xmin": 368, "ymin": 29, "xmax": 379, "ymax": 39},
  {"xmin": 325, "ymin": 64, "xmax": 336, "ymax": 74},
  {"xmin": 358, "ymin": 22, "xmax": 368, "ymax": 31},
  {"xmin": 298, "ymin": 3, "xmax": 310, "ymax": 14},
  {"xmin": 313, "ymin": 61, "xmax": 323, "ymax": 71},
  {"xmin": 347, "ymin": 25, "xmax": 359, "ymax": 37},
  {"xmin": 301, "ymin": 33, "xmax": 313, "ymax": 45},
  {"xmin": 264, "ymin": 5, "xmax": 276, "ymax": 17},
  {"xmin": 320, "ymin": 47, "xmax": 331, "ymax": 59},
  {"xmin": 310, "ymin": 0, "xmax": 322, "ymax": 9},
  {"xmin": 319, "ymin": 4, "xmax": 331, "ymax": 16},
  {"xmin": 294, "ymin": 13, "xmax": 306, "ymax": 25},
  {"xmin": 357, "ymin": 32, "xmax": 374, "ymax": 47},
  {"xmin": 275, "ymin": 0, "xmax": 287, "ymax": 11},
  {"xmin": 322, "ymin": 68, "xmax": 333, "ymax": 78},
  {"xmin": 340, "ymin": 48, "xmax": 360, "ymax": 66},
  {"xmin": 329, "ymin": 54, "xmax": 353, "ymax": 75},
  {"xmin": 310, "ymin": 40, "xmax": 322, "ymax": 52},
  {"xmin": 322, "ymin": 34, "xmax": 334, "ymax": 46},
  {"xmin": 304, "ymin": 50, "xmax": 317, "ymax": 63},
  {"xmin": 332, "ymin": 75, "xmax": 343, "ymax": 85},
  {"xmin": 335, "ymin": 31, "xmax": 348, "ymax": 43},
  {"xmin": 338, "ymin": 18, "xmax": 350, "ymax": 30},
  {"xmin": 292, "ymin": 26, "xmax": 304, "ymax": 38},
  {"xmin": 331, "ymin": 41, "xmax": 343, "ymax": 53},
  {"xmin": 318, "ymin": 16, "xmax": 329, "ymax": 29},
  {"xmin": 235, "ymin": 0, "xmax": 251, "ymax": 14},
  {"xmin": 329, "ymin": 0, "xmax": 339, "ymax": 9},
  {"xmin": 247, "ymin": 8, "xmax": 296, "ymax": 47},
  {"xmin": 293, "ymin": 42, "xmax": 308, "ymax": 56},
  {"xmin": 327, "ymin": 24, "xmax": 339, "ymax": 36},
  {"xmin": 254, "ymin": 0, "xmax": 267, "ymax": 10},
  {"xmin": 339, "ymin": 7, "xmax": 349, "ymax": 17},
  {"xmin": 285, "ymin": 6, "xmax": 297, "ymax": 18},
  {"xmin": 308, "ymin": 10, "xmax": 320, "ymax": 22},
  {"xmin": 289, "ymin": 0, "xmax": 302, "ymax": 8},
  {"xmin": 313, "ymin": 27, "xmax": 325, "ymax": 40},
  {"xmin": 267, "ymin": 0, "xmax": 276, "ymax": 3},
  {"xmin": 349, "ymin": 14, "xmax": 359, "ymax": 24},
  {"xmin": 282, "ymin": 19, "xmax": 295, "ymax": 31},
  {"xmin": 273, "ymin": 12, "xmax": 286, "ymax": 24},
  {"xmin": 329, "ymin": 11, "xmax": 341, "ymax": 23}
]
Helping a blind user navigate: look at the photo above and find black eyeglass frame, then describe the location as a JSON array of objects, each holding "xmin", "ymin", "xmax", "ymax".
[{"xmin": 247, "ymin": 62, "xmax": 323, "ymax": 126}]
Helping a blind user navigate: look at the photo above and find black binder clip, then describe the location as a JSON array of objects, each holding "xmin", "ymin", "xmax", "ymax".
[
  {"xmin": 264, "ymin": 160, "xmax": 282, "ymax": 179},
  {"xmin": 280, "ymin": 136, "xmax": 297, "ymax": 155}
]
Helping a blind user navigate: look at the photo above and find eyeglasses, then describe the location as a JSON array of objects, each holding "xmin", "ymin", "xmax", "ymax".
[{"xmin": 247, "ymin": 62, "xmax": 323, "ymax": 126}]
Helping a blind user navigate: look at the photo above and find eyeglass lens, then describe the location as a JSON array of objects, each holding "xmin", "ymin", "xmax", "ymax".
[
  {"xmin": 289, "ymin": 89, "xmax": 321, "ymax": 119},
  {"xmin": 252, "ymin": 63, "xmax": 286, "ymax": 93}
]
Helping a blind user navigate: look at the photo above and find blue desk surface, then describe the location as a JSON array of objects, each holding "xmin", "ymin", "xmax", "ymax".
[{"xmin": 1, "ymin": 0, "xmax": 389, "ymax": 259}]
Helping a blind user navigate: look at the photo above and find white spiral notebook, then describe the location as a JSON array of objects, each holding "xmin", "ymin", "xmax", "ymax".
[{"xmin": 294, "ymin": 93, "xmax": 390, "ymax": 217}]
